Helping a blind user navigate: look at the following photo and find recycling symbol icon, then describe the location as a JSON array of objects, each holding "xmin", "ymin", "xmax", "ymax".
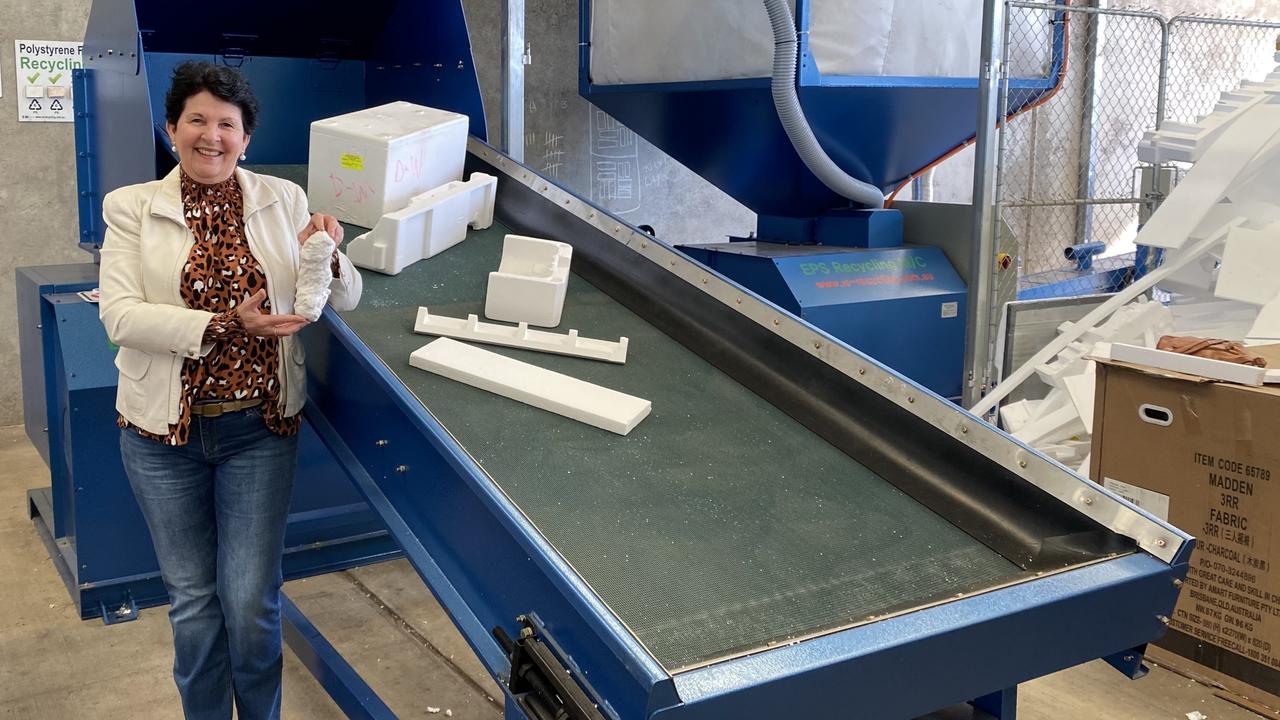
[
  {"xmin": 50, "ymin": 99, "xmax": 63, "ymax": 112},
  {"xmin": 28, "ymin": 98, "xmax": 41, "ymax": 111}
]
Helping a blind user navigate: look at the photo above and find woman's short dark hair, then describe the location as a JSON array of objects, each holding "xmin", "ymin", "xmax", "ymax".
[{"xmin": 164, "ymin": 61, "xmax": 260, "ymax": 134}]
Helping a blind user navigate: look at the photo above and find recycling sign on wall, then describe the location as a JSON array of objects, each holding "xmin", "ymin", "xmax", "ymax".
[{"xmin": 15, "ymin": 40, "xmax": 82, "ymax": 123}]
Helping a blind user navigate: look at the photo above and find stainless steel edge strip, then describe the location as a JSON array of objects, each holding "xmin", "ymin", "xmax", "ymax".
[{"xmin": 467, "ymin": 139, "xmax": 1187, "ymax": 565}]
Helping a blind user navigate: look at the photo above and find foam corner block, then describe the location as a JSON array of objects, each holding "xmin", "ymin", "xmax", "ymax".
[
  {"xmin": 346, "ymin": 172, "xmax": 497, "ymax": 276},
  {"xmin": 485, "ymin": 235, "xmax": 573, "ymax": 328},
  {"xmin": 409, "ymin": 338, "xmax": 650, "ymax": 435}
]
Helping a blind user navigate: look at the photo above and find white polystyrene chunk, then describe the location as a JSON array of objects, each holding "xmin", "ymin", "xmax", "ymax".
[
  {"xmin": 346, "ymin": 173, "xmax": 497, "ymax": 276},
  {"xmin": 1216, "ymin": 224, "xmax": 1280, "ymax": 306},
  {"xmin": 295, "ymin": 231, "xmax": 337, "ymax": 322},
  {"xmin": 1062, "ymin": 364, "xmax": 1097, "ymax": 434},
  {"xmin": 307, "ymin": 101, "xmax": 469, "ymax": 229},
  {"xmin": 998, "ymin": 398, "xmax": 1039, "ymax": 434},
  {"xmin": 1247, "ymin": 298, "xmax": 1280, "ymax": 342},
  {"xmin": 409, "ymin": 338, "xmax": 650, "ymax": 435},
  {"xmin": 1012, "ymin": 402, "xmax": 1086, "ymax": 447},
  {"xmin": 1101, "ymin": 342, "xmax": 1266, "ymax": 386},
  {"xmin": 414, "ymin": 308, "xmax": 628, "ymax": 363},
  {"xmin": 972, "ymin": 221, "xmax": 1242, "ymax": 417},
  {"xmin": 1137, "ymin": 71, "xmax": 1280, "ymax": 164},
  {"xmin": 1138, "ymin": 102, "xmax": 1280, "ymax": 251},
  {"xmin": 485, "ymin": 235, "xmax": 573, "ymax": 328}
]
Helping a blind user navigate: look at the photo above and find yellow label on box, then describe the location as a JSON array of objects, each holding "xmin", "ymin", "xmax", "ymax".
[{"xmin": 340, "ymin": 153, "xmax": 364, "ymax": 171}]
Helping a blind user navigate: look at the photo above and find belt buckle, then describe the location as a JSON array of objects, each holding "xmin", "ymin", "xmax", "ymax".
[{"xmin": 195, "ymin": 402, "xmax": 225, "ymax": 418}]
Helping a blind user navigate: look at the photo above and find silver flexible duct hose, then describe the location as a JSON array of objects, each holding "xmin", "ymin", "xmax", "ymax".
[{"xmin": 763, "ymin": 0, "xmax": 885, "ymax": 209}]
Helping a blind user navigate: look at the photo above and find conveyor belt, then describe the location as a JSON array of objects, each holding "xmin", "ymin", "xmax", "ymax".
[{"xmin": 322, "ymin": 214, "xmax": 1029, "ymax": 672}]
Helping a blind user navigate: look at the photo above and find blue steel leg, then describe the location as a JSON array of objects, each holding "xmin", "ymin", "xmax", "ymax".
[
  {"xmin": 972, "ymin": 687, "xmax": 1017, "ymax": 719},
  {"xmin": 505, "ymin": 695, "xmax": 531, "ymax": 720},
  {"xmin": 280, "ymin": 593, "xmax": 397, "ymax": 720},
  {"xmin": 1103, "ymin": 646, "xmax": 1150, "ymax": 679}
]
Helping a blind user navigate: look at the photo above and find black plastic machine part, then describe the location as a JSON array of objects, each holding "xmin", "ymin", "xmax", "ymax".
[
  {"xmin": 465, "ymin": 147, "xmax": 1137, "ymax": 573},
  {"xmin": 494, "ymin": 617, "xmax": 608, "ymax": 720}
]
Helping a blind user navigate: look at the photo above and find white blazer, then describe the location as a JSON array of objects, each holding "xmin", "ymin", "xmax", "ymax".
[{"xmin": 99, "ymin": 166, "xmax": 363, "ymax": 435}]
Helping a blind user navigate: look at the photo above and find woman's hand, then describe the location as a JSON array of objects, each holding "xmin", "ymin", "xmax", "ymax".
[
  {"xmin": 237, "ymin": 289, "xmax": 309, "ymax": 337},
  {"xmin": 299, "ymin": 213, "xmax": 344, "ymax": 247}
]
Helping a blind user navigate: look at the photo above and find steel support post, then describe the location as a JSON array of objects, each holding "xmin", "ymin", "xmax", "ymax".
[
  {"xmin": 501, "ymin": 0, "xmax": 526, "ymax": 162},
  {"xmin": 964, "ymin": 0, "xmax": 1007, "ymax": 409}
]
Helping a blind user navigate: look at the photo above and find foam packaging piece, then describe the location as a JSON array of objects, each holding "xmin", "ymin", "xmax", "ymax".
[
  {"xmin": 294, "ymin": 231, "xmax": 337, "ymax": 322},
  {"xmin": 409, "ymin": 338, "xmax": 650, "ymax": 435},
  {"xmin": 485, "ymin": 235, "xmax": 573, "ymax": 328},
  {"xmin": 346, "ymin": 173, "xmax": 497, "ymax": 276},
  {"xmin": 1216, "ymin": 224, "xmax": 1280, "ymax": 306},
  {"xmin": 307, "ymin": 101, "xmax": 469, "ymax": 229},
  {"xmin": 1094, "ymin": 342, "xmax": 1266, "ymax": 386},
  {"xmin": 1137, "ymin": 102, "xmax": 1280, "ymax": 251},
  {"xmin": 1138, "ymin": 71, "xmax": 1280, "ymax": 164},
  {"xmin": 414, "ymin": 308, "xmax": 628, "ymax": 363},
  {"xmin": 1061, "ymin": 364, "xmax": 1097, "ymax": 433},
  {"xmin": 1248, "ymin": 298, "xmax": 1280, "ymax": 342}
]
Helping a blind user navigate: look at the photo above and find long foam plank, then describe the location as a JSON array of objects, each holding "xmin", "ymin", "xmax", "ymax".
[
  {"xmin": 415, "ymin": 308, "xmax": 628, "ymax": 363},
  {"xmin": 409, "ymin": 338, "xmax": 650, "ymax": 435},
  {"xmin": 1095, "ymin": 342, "xmax": 1266, "ymax": 386}
]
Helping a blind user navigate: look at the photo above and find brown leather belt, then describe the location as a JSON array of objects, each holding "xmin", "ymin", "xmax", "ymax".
[{"xmin": 190, "ymin": 398, "xmax": 263, "ymax": 417}]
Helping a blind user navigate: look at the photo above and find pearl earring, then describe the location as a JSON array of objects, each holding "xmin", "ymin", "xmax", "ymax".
[
  {"xmin": 239, "ymin": 153, "xmax": 247, "ymax": 161},
  {"xmin": 170, "ymin": 144, "xmax": 177, "ymax": 152}
]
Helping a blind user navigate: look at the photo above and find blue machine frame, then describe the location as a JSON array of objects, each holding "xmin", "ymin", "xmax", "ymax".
[
  {"xmin": 22, "ymin": 0, "xmax": 495, "ymax": 622},
  {"xmin": 284, "ymin": 141, "xmax": 1195, "ymax": 719},
  {"xmin": 16, "ymin": 265, "xmax": 402, "ymax": 622},
  {"xmin": 32, "ymin": 1, "xmax": 1199, "ymax": 717}
]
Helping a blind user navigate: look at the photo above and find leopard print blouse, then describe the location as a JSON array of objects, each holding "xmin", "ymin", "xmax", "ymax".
[{"xmin": 119, "ymin": 171, "xmax": 301, "ymax": 445}]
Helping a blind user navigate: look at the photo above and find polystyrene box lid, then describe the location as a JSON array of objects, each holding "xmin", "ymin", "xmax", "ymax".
[{"xmin": 310, "ymin": 101, "xmax": 468, "ymax": 143}]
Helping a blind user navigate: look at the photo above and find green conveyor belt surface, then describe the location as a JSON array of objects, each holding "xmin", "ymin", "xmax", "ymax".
[
  {"xmin": 266, "ymin": 135, "xmax": 1031, "ymax": 671},
  {"xmin": 333, "ymin": 218, "xmax": 1028, "ymax": 671}
]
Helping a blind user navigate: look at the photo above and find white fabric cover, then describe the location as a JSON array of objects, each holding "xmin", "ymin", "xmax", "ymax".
[{"xmin": 589, "ymin": 0, "xmax": 1047, "ymax": 84}]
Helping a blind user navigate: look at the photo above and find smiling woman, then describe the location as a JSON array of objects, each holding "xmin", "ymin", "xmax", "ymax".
[
  {"xmin": 96, "ymin": 60, "xmax": 363, "ymax": 720},
  {"xmin": 164, "ymin": 66, "xmax": 258, "ymax": 184}
]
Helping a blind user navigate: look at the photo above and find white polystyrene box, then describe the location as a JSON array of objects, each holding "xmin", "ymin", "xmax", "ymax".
[{"xmin": 307, "ymin": 101, "xmax": 469, "ymax": 229}]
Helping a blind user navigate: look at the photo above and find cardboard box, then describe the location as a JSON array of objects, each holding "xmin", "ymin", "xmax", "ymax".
[
  {"xmin": 1091, "ymin": 358, "xmax": 1280, "ymax": 697},
  {"xmin": 306, "ymin": 101, "xmax": 469, "ymax": 229}
]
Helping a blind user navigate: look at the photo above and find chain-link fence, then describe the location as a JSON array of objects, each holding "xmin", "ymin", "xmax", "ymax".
[
  {"xmin": 1165, "ymin": 15, "xmax": 1280, "ymax": 125},
  {"xmin": 996, "ymin": 3, "xmax": 1164, "ymax": 305},
  {"xmin": 992, "ymin": 3, "xmax": 1280, "ymax": 306}
]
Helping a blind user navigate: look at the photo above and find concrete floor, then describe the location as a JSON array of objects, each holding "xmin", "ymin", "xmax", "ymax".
[{"xmin": 0, "ymin": 424, "xmax": 1266, "ymax": 720}]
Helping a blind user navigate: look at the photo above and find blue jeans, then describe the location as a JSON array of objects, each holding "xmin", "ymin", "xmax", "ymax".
[{"xmin": 120, "ymin": 408, "xmax": 299, "ymax": 720}]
